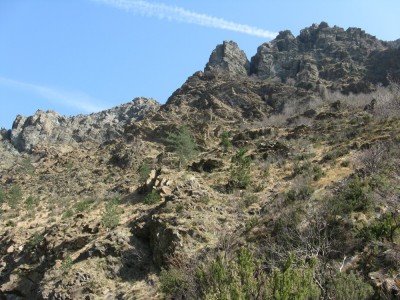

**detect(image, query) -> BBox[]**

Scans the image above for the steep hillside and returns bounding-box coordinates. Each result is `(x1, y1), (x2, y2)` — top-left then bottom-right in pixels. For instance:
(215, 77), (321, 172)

(1, 23), (400, 299)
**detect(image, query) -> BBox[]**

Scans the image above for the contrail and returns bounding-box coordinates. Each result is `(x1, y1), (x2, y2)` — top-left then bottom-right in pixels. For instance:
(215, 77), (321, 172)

(92, 0), (277, 39)
(0, 77), (108, 113)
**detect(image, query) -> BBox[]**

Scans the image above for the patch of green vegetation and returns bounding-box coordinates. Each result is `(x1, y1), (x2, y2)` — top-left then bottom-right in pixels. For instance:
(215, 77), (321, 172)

(229, 148), (251, 189)
(0, 186), (6, 204)
(5, 220), (16, 227)
(74, 198), (95, 212)
(25, 231), (45, 252)
(101, 197), (122, 229)
(165, 126), (198, 168)
(284, 183), (314, 203)
(175, 203), (185, 214)
(330, 177), (372, 216)
(159, 267), (189, 297)
(322, 148), (349, 162)
(8, 185), (23, 209)
(327, 272), (373, 300)
(292, 161), (325, 181)
(241, 194), (258, 208)
(220, 131), (232, 152)
(18, 157), (35, 175)
(138, 160), (152, 182)
(144, 190), (161, 205)
(357, 212), (400, 243)
(196, 249), (320, 300)
(24, 195), (39, 216)
(340, 160), (350, 167)
(62, 209), (74, 219)
(61, 254), (73, 273)
(245, 216), (259, 231)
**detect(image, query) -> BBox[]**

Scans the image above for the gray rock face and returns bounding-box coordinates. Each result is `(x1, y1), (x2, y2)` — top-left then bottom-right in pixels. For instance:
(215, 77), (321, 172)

(250, 22), (387, 91)
(205, 41), (250, 76)
(10, 97), (160, 152)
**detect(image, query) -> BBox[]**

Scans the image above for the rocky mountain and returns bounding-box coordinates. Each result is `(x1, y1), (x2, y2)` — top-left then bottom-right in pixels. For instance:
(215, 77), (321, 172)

(1, 23), (400, 299)
(9, 97), (160, 152)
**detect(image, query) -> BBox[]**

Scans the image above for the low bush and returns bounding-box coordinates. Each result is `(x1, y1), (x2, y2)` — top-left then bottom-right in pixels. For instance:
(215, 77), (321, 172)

(144, 190), (161, 205)
(357, 212), (400, 243)
(284, 183), (314, 203)
(196, 249), (320, 300)
(138, 160), (152, 182)
(326, 272), (373, 300)
(8, 185), (23, 209)
(221, 131), (232, 152)
(101, 197), (121, 229)
(229, 148), (251, 189)
(159, 267), (189, 297)
(330, 177), (372, 216)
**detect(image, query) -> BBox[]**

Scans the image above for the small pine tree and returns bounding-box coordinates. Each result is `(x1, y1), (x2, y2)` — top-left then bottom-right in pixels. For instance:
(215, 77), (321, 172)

(165, 126), (198, 168)
(229, 148), (251, 189)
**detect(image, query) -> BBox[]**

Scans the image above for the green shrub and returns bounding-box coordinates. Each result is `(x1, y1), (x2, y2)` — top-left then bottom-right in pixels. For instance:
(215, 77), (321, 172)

(245, 217), (259, 231)
(5, 220), (16, 227)
(220, 131), (232, 152)
(229, 148), (251, 189)
(61, 254), (73, 273)
(144, 190), (161, 205)
(175, 203), (185, 214)
(0, 186), (7, 205)
(0, 186), (6, 204)
(8, 185), (23, 209)
(331, 177), (372, 216)
(74, 199), (94, 212)
(159, 267), (189, 297)
(138, 160), (152, 182)
(101, 197), (121, 229)
(267, 254), (320, 300)
(357, 212), (400, 243)
(165, 126), (198, 168)
(327, 272), (373, 300)
(293, 161), (325, 181)
(196, 248), (260, 299)
(25, 231), (45, 252)
(242, 194), (258, 208)
(341, 160), (350, 167)
(19, 157), (35, 175)
(24, 195), (39, 216)
(24, 195), (37, 209)
(196, 249), (320, 300)
(284, 183), (314, 203)
(62, 209), (74, 219)
(323, 148), (349, 162)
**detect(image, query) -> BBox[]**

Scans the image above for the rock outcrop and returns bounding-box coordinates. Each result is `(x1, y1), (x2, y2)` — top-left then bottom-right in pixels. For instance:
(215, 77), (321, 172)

(9, 97), (160, 152)
(202, 23), (399, 94)
(205, 41), (250, 77)
(250, 22), (388, 91)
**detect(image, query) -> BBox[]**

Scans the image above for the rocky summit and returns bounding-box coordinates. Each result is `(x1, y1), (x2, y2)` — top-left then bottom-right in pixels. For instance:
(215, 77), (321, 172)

(1, 23), (400, 299)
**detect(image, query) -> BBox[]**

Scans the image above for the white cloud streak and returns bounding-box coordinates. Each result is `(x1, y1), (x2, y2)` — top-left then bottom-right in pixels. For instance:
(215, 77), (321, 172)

(92, 0), (277, 39)
(0, 77), (107, 113)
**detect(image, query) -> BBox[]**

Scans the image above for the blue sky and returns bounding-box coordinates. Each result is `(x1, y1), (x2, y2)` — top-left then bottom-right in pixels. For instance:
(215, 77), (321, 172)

(1, 0), (399, 129)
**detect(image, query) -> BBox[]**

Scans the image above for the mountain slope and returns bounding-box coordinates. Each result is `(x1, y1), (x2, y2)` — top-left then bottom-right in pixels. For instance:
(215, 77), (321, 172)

(1, 23), (400, 299)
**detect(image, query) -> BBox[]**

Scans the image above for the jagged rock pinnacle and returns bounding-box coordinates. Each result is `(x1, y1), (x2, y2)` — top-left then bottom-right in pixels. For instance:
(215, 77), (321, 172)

(205, 41), (250, 77)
